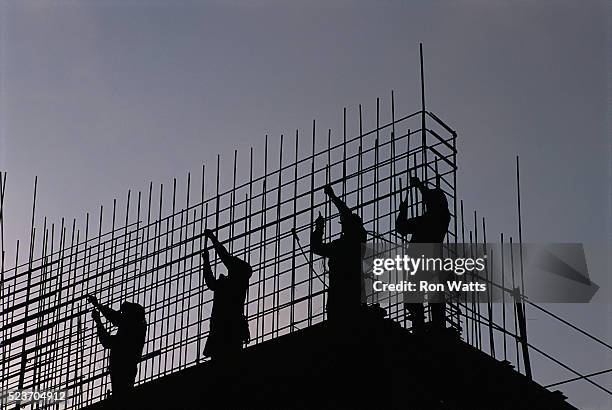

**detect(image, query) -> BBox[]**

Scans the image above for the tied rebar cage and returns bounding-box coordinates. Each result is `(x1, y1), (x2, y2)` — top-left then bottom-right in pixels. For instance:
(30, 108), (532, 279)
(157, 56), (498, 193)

(0, 88), (461, 409)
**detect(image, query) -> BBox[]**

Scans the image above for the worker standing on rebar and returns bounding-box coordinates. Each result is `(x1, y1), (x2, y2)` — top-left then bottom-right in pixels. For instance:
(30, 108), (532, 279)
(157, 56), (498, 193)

(87, 295), (147, 399)
(311, 184), (367, 322)
(396, 175), (450, 331)
(201, 228), (252, 360)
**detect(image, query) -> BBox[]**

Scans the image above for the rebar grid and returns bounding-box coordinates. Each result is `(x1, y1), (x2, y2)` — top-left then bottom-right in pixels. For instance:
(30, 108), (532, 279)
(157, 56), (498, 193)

(2, 94), (610, 408)
(1, 91), (467, 409)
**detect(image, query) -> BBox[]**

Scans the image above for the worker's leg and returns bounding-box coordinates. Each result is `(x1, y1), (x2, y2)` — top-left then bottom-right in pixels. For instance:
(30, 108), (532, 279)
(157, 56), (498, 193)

(110, 365), (136, 409)
(430, 301), (446, 328)
(405, 302), (425, 332)
(429, 263), (447, 328)
(404, 273), (425, 332)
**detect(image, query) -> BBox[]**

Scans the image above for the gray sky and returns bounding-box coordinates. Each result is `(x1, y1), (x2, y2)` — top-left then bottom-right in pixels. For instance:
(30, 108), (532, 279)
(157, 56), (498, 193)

(0, 1), (610, 408)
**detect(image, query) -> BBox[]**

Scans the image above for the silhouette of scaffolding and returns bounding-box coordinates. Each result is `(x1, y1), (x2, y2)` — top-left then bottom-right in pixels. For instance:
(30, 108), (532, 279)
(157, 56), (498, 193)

(2, 46), (611, 410)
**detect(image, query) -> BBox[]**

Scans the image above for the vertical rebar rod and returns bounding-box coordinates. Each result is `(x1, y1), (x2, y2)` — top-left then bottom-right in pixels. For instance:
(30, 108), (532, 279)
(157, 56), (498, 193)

(80, 213), (90, 404)
(469, 230), (476, 345)
(460, 200), (468, 345)
(515, 156), (531, 378)
(411, 152), (417, 219)
(151, 183), (163, 377)
(290, 132), (299, 329)
(181, 172), (192, 369)
(163, 179), (177, 375)
(62, 221), (76, 400)
(141, 182), (153, 375)
(404, 130), (412, 323)
(258, 136), (269, 341)
(10, 240), (20, 393)
(474, 210), (482, 349)
(452, 130), (458, 328)
(374, 99), (380, 220)
(197, 200), (209, 364)
(373, 137), (379, 307)
(109, 198), (117, 309)
(390, 90), (397, 311)
(419, 43), (429, 196)
(516, 156), (526, 295)
(51, 220), (65, 399)
(246, 151), (253, 337)
(273, 135), (284, 337)
(358, 104), (363, 215)
(501, 232), (507, 360)
(342, 108), (347, 200)
(309, 122), (316, 327)
(0, 172), (5, 397)
(196, 166), (205, 364)
(482, 217), (495, 358)
(509, 236), (521, 372)
(230, 151), (238, 253)
(17, 176), (38, 408)
(215, 155), (221, 267)
(32, 219), (47, 391)
(323, 129), (331, 317)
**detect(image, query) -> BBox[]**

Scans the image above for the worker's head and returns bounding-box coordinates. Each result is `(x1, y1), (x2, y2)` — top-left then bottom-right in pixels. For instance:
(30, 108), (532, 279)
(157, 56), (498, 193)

(121, 302), (146, 324)
(424, 188), (448, 214)
(340, 212), (367, 242)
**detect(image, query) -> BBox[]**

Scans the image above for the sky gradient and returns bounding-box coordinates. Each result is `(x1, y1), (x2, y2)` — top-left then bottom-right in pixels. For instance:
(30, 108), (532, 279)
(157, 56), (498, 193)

(0, 1), (610, 408)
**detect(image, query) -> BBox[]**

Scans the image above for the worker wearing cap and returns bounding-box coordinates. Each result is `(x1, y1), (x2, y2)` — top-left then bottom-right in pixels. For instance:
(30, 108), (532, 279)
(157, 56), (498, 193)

(87, 295), (147, 398)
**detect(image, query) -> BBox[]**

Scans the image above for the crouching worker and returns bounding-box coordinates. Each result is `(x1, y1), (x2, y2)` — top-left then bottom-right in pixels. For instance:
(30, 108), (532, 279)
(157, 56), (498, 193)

(87, 295), (147, 399)
(201, 229), (252, 360)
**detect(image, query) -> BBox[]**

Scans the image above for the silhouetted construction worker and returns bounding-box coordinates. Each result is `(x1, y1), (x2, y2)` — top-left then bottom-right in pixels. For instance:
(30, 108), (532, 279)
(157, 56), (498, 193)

(201, 229), (252, 360)
(396, 175), (450, 330)
(311, 184), (367, 321)
(87, 295), (147, 399)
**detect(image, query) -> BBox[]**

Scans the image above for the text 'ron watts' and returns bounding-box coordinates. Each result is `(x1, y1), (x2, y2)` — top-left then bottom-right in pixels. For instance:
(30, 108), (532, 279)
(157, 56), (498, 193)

(372, 280), (487, 293)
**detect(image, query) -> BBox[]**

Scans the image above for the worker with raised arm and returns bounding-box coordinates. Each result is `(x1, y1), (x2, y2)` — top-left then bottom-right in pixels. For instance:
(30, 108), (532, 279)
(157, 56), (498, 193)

(311, 184), (367, 321)
(396, 174), (451, 330)
(87, 295), (147, 399)
(201, 229), (252, 360)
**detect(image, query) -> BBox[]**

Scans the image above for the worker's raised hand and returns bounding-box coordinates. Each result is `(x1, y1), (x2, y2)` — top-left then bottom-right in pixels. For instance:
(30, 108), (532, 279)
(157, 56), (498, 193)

(323, 184), (335, 197)
(204, 229), (215, 239)
(315, 212), (325, 231)
(86, 295), (99, 307)
(409, 176), (421, 187)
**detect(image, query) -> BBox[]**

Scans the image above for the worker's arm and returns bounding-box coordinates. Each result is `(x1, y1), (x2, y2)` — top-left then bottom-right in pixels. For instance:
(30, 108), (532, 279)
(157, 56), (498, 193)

(204, 229), (234, 268)
(396, 214), (423, 237)
(410, 176), (435, 205)
(310, 213), (332, 257)
(87, 295), (122, 327)
(200, 245), (217, 291)
(92, 310), (114, 349)
(324, 185), (351, 219)
(396, 196), (408, 236)
(395, 182), (413, 237)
